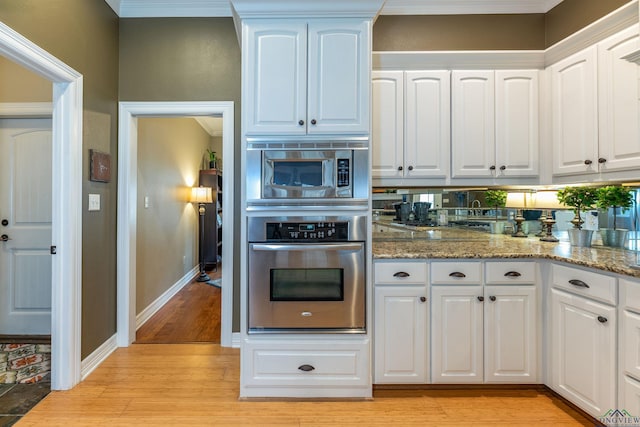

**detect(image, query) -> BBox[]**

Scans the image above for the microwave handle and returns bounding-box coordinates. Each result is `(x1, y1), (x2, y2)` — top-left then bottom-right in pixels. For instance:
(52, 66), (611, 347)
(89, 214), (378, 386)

(251, 243), (363, 252)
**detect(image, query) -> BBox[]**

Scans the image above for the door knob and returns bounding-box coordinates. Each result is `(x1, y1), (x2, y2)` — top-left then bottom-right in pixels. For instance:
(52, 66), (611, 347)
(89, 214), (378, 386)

(1, 219), (7, 226)
(1, 234), (11, 242)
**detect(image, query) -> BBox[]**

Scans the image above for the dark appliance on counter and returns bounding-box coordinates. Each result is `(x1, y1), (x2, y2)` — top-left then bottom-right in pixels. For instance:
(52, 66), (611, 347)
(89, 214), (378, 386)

(247, 215), (366, 334)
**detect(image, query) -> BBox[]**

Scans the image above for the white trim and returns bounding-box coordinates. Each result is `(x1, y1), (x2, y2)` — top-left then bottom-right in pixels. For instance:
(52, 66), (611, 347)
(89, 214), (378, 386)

(194, 116), (224, 137)
(80, 334), (117, 381)
(0, 22), (83, 391)
(136, 266), (199, 330)
(381, 0), (563, 15)
(373, 50), (546, 70)
(232, 332), (242, 348)
(117, 101), (235, 349)
(230, 0), (385, 19)
(108, 0), (563, 17)
(0, 102), (53, 117)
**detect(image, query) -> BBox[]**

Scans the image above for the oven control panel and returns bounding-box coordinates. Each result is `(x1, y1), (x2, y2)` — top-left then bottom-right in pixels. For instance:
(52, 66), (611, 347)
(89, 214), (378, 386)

(265, 221), (349, 241)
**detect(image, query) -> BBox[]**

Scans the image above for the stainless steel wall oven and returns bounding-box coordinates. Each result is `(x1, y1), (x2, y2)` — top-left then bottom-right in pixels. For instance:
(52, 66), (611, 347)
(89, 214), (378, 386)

(247, 215), (366, 334)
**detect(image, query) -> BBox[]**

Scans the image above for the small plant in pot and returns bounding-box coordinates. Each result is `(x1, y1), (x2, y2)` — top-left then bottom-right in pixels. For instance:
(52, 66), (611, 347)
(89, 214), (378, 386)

(484, 190), (507, 234)
(207, 149), (217, 169)
(596, 185), (634, 248)
(557, 186), (597, 247)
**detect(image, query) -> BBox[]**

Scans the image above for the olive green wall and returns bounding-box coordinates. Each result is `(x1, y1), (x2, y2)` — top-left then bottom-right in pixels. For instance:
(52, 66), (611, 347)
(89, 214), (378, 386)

(136, 117), (212, 313)
(373, 14), (545, 51)
(118, 17), (242, 332)
(545, 0), (632, 47)
(0, 0), (119, 359)
(0, 57), (51, 102)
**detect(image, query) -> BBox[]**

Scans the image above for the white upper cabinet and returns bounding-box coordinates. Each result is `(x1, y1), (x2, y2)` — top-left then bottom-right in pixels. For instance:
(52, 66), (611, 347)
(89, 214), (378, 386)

(452, 70), (539, 178)
(372, 71), (404, 178)
(551, 25), (640, 176)
(451, 71), (496, 178)
(243, 19), (370, 136)
(495, 70), (539, 177)
(372, 70), (450, 179)
(597, 25), (640, 172)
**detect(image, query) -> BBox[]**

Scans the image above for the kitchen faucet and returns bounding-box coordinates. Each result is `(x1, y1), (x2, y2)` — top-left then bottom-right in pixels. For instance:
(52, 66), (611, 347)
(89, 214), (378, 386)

(470, 199), (482, 217)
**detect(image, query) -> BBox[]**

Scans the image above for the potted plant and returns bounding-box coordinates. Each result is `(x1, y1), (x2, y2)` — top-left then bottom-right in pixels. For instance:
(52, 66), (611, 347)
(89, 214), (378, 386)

(207, 149), (217, 169)
(484, 190), (507, 234)
(596, 185), (634, 247)
(557, 186), (598, 247)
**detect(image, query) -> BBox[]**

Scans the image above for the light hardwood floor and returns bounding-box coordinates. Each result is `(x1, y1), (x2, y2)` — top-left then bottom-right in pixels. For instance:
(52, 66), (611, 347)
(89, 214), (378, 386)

(18, 343), (596, 426)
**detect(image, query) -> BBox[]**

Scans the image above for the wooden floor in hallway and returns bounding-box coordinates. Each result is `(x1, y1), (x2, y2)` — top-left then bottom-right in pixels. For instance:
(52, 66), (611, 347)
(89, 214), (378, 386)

(135, 266), (222, 344)
(18, 342), (597, 426)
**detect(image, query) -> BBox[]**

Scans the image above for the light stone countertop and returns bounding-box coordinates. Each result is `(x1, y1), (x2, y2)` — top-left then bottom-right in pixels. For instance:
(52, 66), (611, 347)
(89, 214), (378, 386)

(372, 227), (640, 279)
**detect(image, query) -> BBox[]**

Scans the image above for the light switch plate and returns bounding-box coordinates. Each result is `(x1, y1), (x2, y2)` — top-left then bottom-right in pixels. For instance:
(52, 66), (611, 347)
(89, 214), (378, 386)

(88, 194), (101, 211)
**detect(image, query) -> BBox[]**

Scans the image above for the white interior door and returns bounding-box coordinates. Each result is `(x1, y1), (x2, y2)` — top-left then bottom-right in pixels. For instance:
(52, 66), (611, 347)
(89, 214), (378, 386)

(0, 118), (52, 335)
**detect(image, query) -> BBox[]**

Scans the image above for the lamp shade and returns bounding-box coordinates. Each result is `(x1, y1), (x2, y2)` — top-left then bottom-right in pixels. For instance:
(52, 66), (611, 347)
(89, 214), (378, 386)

(505, 192), (529, 209)
(190, 186), (213, 203)
(529, 191), (564, 210)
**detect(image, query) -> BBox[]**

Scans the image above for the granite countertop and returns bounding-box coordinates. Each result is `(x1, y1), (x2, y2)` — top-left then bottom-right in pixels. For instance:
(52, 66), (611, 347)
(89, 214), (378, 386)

(372, 225), (640, 279)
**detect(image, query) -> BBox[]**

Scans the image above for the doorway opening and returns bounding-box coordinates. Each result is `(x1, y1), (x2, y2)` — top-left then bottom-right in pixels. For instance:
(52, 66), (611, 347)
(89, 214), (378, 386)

(0, 22), (83, 391)
(117, 102), (234, 348)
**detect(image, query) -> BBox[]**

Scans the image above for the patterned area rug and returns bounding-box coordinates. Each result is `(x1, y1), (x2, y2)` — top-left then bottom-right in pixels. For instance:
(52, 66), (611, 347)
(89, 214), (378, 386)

(0, 344), (51, 384)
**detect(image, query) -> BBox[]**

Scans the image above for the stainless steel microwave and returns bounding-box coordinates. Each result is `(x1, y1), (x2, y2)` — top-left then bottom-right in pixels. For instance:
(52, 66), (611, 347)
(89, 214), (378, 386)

(246, 140), (369, 206)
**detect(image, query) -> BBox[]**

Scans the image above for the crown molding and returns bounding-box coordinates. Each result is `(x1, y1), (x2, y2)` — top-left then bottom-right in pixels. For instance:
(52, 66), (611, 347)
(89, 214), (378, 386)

(105, 0), (565, 18)
(381, 0), (563, 15)
(195, 116), (223, 137)
(373, 51), (546, 70)
(230, 0), (385, 19)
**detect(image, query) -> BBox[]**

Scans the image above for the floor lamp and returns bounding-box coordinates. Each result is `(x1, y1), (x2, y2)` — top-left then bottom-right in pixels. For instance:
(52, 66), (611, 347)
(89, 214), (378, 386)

(190, 186), (213, 282)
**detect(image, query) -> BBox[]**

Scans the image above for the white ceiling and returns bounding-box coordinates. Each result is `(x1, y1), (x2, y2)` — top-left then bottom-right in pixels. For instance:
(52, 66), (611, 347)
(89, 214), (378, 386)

(105, 0), (565, 18)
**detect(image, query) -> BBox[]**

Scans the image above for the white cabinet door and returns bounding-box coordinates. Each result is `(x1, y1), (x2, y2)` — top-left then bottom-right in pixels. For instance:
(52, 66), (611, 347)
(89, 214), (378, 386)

(622, 375), (640, 418)
(404, 71), (450, 178)
(484, 286), (537, 383)
(374, 286), (428, 384)
(551, 46), (599, 175)
(372, 71), (404, 178)
(495, 70), (539, 177)
(431, 286), (484, 383)
(598, 25), (640, 172)
(451, 70), (495, 178)
(550, 288), (616, 419)
(243, 21), (307, 135)
(307, 20), (369, 134)
(623, 309), (640, 381)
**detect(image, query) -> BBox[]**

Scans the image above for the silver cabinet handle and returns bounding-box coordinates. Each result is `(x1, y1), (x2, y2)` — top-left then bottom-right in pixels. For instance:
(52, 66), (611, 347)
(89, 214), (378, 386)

(251, 243), (362, 252)
(569, 279), (589, 288)
(298, 364), (315, 372)
(419, 296), (426, 303)
(477, 296), (484, 302)
(598, 316), (608, 323)
(449, 272), (466, 278)
(489, 296), (496, 302)
(393, 271), (410, 278)
(504, 271), (521, 277)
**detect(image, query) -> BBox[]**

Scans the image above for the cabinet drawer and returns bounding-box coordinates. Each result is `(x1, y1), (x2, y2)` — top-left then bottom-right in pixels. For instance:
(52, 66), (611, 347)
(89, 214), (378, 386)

(621, 277), (640, 312)
(552, 264), (616, 305)
(375, 261), (427, 285)
(485, 261), (536, 285)
(243, 341), (369, 387)
(431, 261), (482, 284)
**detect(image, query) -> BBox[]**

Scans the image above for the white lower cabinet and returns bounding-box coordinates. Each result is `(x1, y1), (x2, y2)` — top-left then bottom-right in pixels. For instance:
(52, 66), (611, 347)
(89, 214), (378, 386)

(620, 277), (640, 418)
(484, 285), (537, 383)
(373, 260), (428, 384)
(550, 287), (616, 418)
(431, 286), (484, 383)
(374, 286), (428, 383)
(241, 338), (371, 398)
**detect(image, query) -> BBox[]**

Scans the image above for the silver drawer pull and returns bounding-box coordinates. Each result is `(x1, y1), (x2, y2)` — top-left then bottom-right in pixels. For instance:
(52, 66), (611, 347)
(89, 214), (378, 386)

(568, 279), (589, 288)
(393, 271), (410, 278)
(598, 316), (608, 323)
(504, 271), (521, 277)
(301, 312), (313, 317)
(449, 272), (466, 278)
(298, 364), (315, 372)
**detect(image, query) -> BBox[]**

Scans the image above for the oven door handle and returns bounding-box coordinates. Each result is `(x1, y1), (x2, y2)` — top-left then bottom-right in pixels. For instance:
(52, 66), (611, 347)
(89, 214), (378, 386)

(251, 243), (363, 252)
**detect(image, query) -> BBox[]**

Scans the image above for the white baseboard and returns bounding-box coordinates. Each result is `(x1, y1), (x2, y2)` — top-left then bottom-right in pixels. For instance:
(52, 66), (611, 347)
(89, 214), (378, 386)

(136, 266), (199, 330)
(81, 333), (118, 381)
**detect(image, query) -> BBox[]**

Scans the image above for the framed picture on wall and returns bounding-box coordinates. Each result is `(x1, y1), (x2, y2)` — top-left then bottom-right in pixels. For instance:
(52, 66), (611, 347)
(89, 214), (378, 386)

(89, 149), (111, 183)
